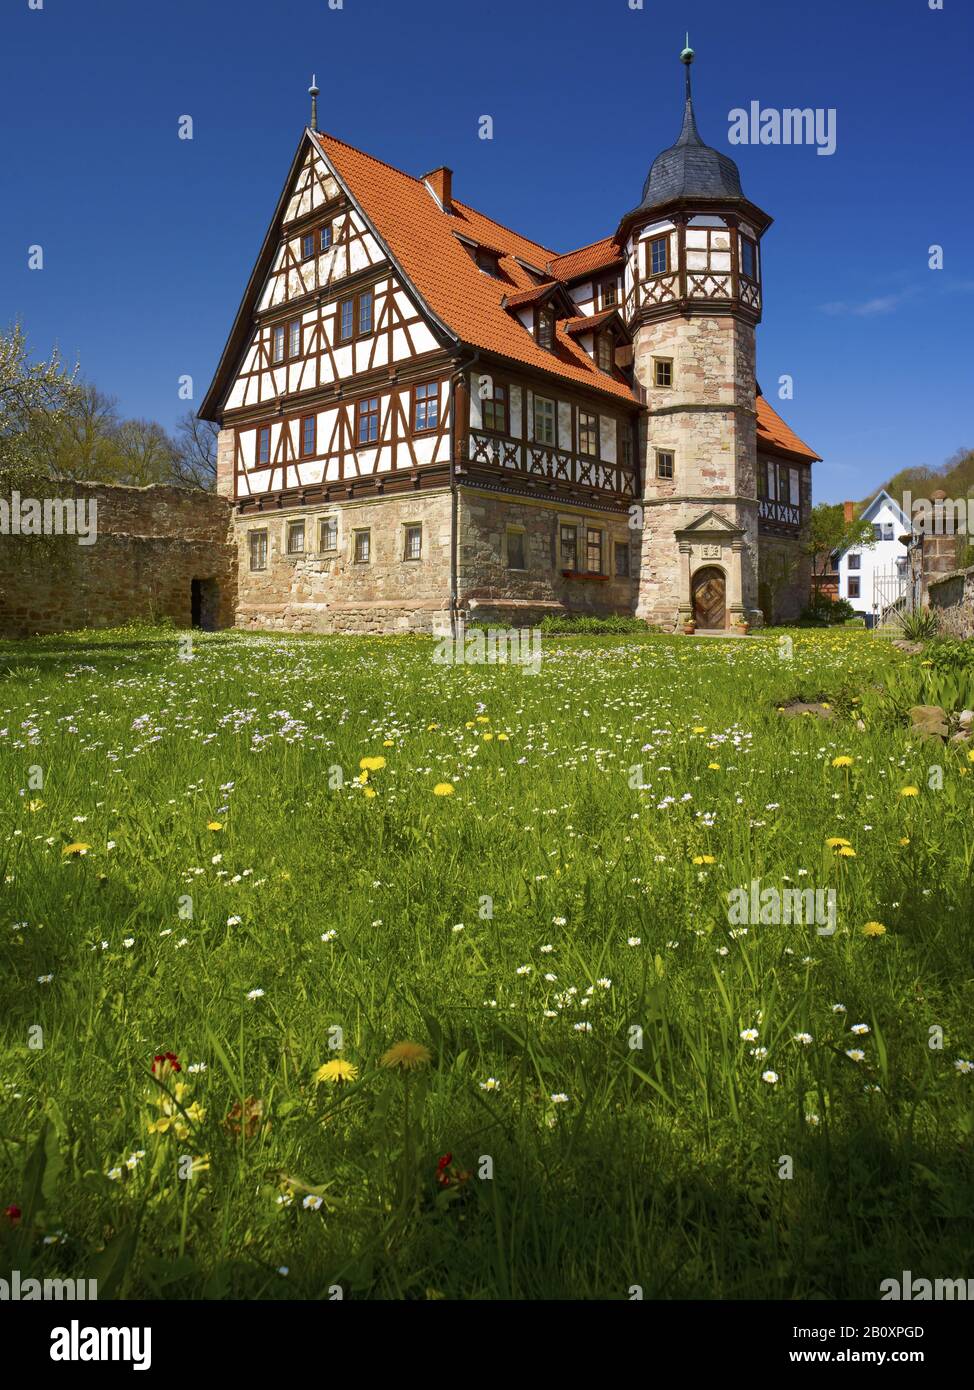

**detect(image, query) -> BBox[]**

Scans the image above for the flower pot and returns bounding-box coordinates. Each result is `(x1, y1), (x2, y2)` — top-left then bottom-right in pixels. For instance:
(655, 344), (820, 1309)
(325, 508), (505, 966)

(683, 622), (696, 635)
(734, 622), (750, 635)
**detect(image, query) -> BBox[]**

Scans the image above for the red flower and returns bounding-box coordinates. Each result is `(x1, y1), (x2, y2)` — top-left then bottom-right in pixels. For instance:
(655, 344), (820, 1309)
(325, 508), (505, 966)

(5, 1204), (21, 1224)
(152, 1052), (181, 1074)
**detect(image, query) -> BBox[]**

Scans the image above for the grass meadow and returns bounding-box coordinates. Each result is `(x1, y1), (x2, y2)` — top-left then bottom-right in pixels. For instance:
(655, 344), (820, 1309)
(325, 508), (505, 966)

(0, 626), (972, 1300)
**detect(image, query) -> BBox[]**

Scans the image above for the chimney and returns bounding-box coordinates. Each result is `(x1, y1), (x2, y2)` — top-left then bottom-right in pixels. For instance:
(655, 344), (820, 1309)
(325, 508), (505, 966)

(843, 500), (854, 524)
(423, 166), (453, 214)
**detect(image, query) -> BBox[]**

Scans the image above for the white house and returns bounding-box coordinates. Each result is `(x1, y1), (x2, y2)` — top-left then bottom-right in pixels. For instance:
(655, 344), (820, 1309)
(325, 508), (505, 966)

(835, 490), (913, 622)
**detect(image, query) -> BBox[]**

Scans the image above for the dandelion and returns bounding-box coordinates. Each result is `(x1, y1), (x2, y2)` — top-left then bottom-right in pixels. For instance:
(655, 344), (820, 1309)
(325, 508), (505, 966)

(246, 988), (265, 1001)
(832, 756), (854, 767)
(692, 854), (716, 864)
(206, 821), (223, 831)
(380, 1041), (432, 1071)
(837, 846), (856, 858)
(359, 756), (386, 772)
(898, 836), (910, 846)
(900, 786), (919, 798)
(761, 1071), (779, 1085)
(825, 837), (851, 848)
(61, 842), (91, 857)
(314, 1059), (358, 1085)
(302, 1195), (323, 1211)
(708, 762), (720, 770)
(862, 921), (886, 937)
(432, 782), (454, 797)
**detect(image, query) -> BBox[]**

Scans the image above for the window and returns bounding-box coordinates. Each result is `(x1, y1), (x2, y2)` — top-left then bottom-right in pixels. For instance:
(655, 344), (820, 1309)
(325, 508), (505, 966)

(403, 524), (422, 561)
(619, 425), (633, 471)
(533, 396), (556, 446)
(848, 553), (861, 570)
(475, 247), (501, 276)
(339, 298), (355, 341)
(287, 520), (305, 555)
(507, 528), (526, 570)
(740, 237), (757, 281)
(301, 231), (315, 261)
(354, 530), (371, 563)
(586, 527), (603, 574)
(319, 222), (332, 251)
(649, 236), (669, 275)
(560, 524), (577, 571)
(656, 450), (674, 480)
(249, 529), (267, 571)
(356, 396), (379, 445)
(300, 415), (316, 458)
(272, 324), (285, 364)
(578, 411), (598, 457)
(872, 523), (883, 542)
(358, 288), (373, 336)
(597, 334), (613, 372)
(413, 381), (439, 432)
(848, 577), (861, 599)
(482, 383), (507, 433)
(615, 541), (631, 578)
(257, 425), (271, 466)
(654, 358), (673, 388)
(537, 306), (554, 350)
(601, 280), (618, 308)
(319, 516), (337, 552)
(883, 523), (894, 541)
(288, 319), (302, 359)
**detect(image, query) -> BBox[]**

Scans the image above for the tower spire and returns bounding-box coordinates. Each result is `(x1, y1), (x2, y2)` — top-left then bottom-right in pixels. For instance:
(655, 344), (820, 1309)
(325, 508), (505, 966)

(680, 34), (695, 106)
(308, 74), (320, 131)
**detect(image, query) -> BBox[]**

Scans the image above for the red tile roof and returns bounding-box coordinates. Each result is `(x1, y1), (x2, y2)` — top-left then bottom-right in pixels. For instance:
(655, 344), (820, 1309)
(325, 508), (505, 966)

(315, 131), (637, 404)
(562, 309), (618, 336)
(501, 282), (560, 309)
(548, 237), (624, 282)
(756, 396), (821, 462)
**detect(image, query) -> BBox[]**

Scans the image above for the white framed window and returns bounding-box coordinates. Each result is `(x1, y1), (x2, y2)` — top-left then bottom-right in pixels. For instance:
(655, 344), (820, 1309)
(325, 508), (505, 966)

(249, 529), (268, 572)
(319, 516), (337, 552)
(286, 520), (305, 555)
(353, 529), (371, 563)
(403, 524), (422, 561)
(533, 396), (556, 446)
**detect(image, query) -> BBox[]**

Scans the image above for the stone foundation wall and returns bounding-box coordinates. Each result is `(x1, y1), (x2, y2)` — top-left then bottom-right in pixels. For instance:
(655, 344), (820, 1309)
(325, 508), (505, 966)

(0, 482), (236, 638)
(928, 566), (974, 638)
(457, 488), (636, 625)
(233, 489), (453, 633)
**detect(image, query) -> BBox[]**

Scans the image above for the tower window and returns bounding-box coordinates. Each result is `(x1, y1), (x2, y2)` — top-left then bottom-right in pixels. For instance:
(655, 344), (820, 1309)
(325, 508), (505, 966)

(656, 450), (674, 480)
(740, 236), (757, 281)
(536, 306), (554, 350)
(649, 236), (669, 276)
(578, 411), (598, 457)
(533, 396), (556, 446)
(653, 358), (673, 388)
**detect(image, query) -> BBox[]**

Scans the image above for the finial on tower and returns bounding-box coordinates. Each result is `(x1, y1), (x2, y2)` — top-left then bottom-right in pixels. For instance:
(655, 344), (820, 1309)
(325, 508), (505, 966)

(308, 75), (320, 131)
(680, 35), (695, 102)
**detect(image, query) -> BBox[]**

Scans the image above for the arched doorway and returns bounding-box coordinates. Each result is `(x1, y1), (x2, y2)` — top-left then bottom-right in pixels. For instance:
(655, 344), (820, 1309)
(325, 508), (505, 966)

(692, 566), (726, 629)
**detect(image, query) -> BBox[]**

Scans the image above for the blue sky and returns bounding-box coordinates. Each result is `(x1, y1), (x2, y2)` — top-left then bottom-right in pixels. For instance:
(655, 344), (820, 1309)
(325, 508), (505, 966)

(1, 0), (971, 502)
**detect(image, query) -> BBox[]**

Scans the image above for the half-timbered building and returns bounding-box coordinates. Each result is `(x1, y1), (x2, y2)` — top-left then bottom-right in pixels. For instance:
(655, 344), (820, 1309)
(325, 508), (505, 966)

(201, 45), (820, 633)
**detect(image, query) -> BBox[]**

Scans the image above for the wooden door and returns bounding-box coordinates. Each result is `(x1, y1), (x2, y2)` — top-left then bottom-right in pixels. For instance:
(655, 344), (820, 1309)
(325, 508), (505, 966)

(693, 566), (726, 629)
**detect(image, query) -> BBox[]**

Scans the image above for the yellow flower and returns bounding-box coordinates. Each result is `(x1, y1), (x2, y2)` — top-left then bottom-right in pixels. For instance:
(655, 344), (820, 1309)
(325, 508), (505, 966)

(497, 733), (510, 742)
(383, 739), (394, 747)
(433, 782), (455, 797)
(62, 842), (91, 856)
(900, 786), (919, 797)
(899, 836), (910, 847)
(363, 787), (377, 799)
(837, 846), (857, 858)
(920, 660), (933, 667)
(475, 716), (490, 724)
(692, 726), (707, 734)
(206, 821), (223, 831)
(708, 763), (721, 771)
(357, 770), (369, 784)
(832, 756), (854, 767)
(465, 721), (475, 729)
(28, 799), (44, 812)
(968, 749), (974, 763)
(426, 723), (439, 731)
(315, 1059), (359, 1085)
(380, 1041), (432, 1071)
(482, 732), (494, 741)
(359, 756), (386, 772)
(692, 854), (716, 865)
(826, 837), (851, 848)
(862, 921), (887, 937)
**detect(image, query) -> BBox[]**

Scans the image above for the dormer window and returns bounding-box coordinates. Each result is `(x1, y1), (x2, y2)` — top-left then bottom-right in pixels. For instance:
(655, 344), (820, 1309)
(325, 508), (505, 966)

(537, 307), (554, 350)
(475, 247), (501, 276)
(596, 334), (613, 373)
(740, 236), (757, 281)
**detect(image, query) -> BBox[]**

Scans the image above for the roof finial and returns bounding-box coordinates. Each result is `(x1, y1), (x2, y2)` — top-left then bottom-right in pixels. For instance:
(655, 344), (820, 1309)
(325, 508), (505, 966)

(680, 34), (695, 103)
(308, 74), (320, 132)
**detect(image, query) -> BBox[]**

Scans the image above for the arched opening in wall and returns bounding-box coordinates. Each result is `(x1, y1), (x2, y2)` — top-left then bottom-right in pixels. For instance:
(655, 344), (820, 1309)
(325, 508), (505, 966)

(692, 566), (727, 630)
(191, 578), (220, 631)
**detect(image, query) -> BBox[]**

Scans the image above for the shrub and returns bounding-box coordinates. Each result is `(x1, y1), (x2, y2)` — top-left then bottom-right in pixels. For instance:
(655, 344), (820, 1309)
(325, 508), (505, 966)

(798, 593), (856, 627)
(538, 614), (651, 636)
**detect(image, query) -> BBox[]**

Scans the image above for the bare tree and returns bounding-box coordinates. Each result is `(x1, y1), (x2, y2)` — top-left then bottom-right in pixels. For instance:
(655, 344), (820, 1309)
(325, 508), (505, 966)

(170, 410), (218, 489)
(0, 323), (82, 488)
